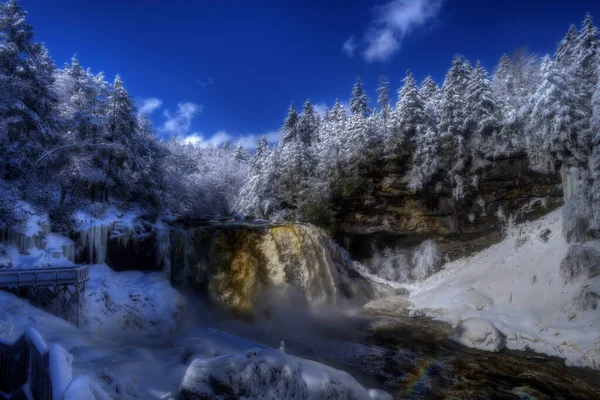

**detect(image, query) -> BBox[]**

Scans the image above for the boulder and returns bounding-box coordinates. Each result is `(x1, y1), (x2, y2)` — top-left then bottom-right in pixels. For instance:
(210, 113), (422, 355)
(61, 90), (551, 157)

(450, 318), (505, 352)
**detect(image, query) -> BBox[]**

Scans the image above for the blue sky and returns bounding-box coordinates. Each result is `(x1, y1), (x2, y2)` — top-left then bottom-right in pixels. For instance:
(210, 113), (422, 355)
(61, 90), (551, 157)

(19, 0), (600, 148)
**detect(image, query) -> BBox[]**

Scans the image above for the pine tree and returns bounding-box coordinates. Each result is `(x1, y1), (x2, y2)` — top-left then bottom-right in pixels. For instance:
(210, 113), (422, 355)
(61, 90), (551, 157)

(492, 54), (514, 102)
(233, 143), (246, 162)
(102, 75), (138, 200)
(420, 76), (440, 129)
(344, 80), (377, 172)
(574, 14), (600, 99)
(0, 0), (57, 178)
(387, 70), (425, 157)
(277, 102), (312, 208)
(571, 14), (600, 152)
(299, 99), (318, 146)
(350, 77), (369, 117)
(438, 55), (471, 197)
(377, 75), (391, 136)
(316, 99), (346, 186)
(464, 61), (500, 161)
(528, 55), (587, 173)
(281, 102), (299, 143)
(589, 60), (600, 229)
(406, 125), (440, 191)
(556, 25), (579, 70)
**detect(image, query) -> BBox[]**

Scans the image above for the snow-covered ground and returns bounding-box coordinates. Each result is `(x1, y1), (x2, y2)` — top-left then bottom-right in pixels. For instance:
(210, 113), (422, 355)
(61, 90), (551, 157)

(407, 209), (600, 369)
(0, 263), (388, 399)
(84, 264), (186, 337)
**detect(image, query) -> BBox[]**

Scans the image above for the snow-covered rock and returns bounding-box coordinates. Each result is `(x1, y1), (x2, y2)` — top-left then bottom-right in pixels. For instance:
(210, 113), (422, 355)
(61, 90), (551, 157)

(559, 244), (600, 283)
(180, 347), (386, 400)
(450, 318), (505, 352)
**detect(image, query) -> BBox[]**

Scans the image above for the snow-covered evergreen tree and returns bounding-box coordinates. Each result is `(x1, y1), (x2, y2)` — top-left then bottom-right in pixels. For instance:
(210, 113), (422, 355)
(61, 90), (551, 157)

(589, 59), (600, 229)
(571, 14), (600, 153)
(406, 125), (440, 191)
(235, 137), (276, 217)
(233, 143), (247, 162)
(0, 0), (57, 179)
(438, 55), (471, 198)
(574, 14), (600, 100)
(556, 25), (579, 70)
(464, 61), (500, 163)
(102, 74), (138, 201)
(299, 99), (318, 146)
(527, 55), (587, 174)
(349, 77), (369, 117)
(277, 102), (312, 206)
(420, 76), (441, 130)
(387, 70), (426, 159)
(377, 75), (391, 136)
(281, 102), (299, 143)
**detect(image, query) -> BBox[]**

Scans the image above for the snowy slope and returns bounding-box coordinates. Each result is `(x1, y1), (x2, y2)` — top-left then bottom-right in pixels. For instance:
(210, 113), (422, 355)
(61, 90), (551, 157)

(84, 264), (186, 337)
(409, 209), (600, 369)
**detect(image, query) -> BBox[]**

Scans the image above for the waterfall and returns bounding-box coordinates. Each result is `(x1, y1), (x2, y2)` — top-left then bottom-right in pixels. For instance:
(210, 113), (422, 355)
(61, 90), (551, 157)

(170, 223), (393, 313)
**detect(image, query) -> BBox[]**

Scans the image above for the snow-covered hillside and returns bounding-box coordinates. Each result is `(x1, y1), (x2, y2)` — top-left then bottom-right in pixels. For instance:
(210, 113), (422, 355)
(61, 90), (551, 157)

(408, 209), (600, 369)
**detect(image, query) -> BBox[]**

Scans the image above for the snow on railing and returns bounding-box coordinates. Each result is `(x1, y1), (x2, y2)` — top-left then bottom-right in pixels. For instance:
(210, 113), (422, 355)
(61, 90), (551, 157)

(0, 266), (89, 290)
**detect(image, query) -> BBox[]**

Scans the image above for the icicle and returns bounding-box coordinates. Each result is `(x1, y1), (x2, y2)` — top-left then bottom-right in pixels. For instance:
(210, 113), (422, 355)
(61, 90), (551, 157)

(81, 224), (111, 264)
(561, 166), (580, 203)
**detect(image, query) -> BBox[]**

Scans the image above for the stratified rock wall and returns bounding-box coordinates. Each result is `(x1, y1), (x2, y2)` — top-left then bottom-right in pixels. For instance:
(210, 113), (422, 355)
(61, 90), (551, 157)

(336, 155), (563, 260)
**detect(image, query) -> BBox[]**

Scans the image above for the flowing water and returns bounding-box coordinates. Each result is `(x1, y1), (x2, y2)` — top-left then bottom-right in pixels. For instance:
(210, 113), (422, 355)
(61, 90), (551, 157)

(282, 304), (600, 400)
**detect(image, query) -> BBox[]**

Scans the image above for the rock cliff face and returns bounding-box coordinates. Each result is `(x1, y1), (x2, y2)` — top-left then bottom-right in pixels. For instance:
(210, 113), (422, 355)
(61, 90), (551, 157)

(336, 155), (563, 261)
(169, 222), (392, 314)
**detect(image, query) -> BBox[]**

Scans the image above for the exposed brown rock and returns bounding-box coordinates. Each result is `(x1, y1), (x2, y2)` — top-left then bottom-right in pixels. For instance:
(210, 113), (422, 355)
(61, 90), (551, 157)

(335, 155), (563, 260)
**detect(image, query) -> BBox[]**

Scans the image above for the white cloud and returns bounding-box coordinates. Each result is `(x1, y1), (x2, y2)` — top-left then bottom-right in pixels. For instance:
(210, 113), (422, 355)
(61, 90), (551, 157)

(196, 77), (215, 87)
(313, 102), (329, 117)
(181, 130), (281, 149)
(313, 101), (351, 117)
(139, 97), (163, 114)
(161, 102), (203, 136)
(362, 0), (444, 63)
(341, 36), (357, 58)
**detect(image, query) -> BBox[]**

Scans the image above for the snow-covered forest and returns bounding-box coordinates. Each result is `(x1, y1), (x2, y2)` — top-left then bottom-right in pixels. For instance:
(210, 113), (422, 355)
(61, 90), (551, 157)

(240, 15), (600, 233)
(1, 0), (600, 240)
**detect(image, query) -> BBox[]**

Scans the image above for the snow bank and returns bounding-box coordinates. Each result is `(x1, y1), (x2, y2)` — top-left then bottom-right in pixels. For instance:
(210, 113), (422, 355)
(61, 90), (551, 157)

(180, 346), (386, 400)
(49, 343), (73, 400)
(83, 264), (186, 337)
(75, 206), (142, 232)
(450, 318), (505, 352)
(409, 209), (600, 369)
(63, 375), (111, 400)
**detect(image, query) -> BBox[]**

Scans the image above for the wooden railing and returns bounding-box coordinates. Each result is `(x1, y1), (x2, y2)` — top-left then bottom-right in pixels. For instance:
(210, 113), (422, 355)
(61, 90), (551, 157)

(0, 266), (89, 290)
(0, 329), (53, 400)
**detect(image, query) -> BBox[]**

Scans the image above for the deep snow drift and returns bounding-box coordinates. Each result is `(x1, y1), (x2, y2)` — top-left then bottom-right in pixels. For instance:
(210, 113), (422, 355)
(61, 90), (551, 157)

(407, 209), (600, 369)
